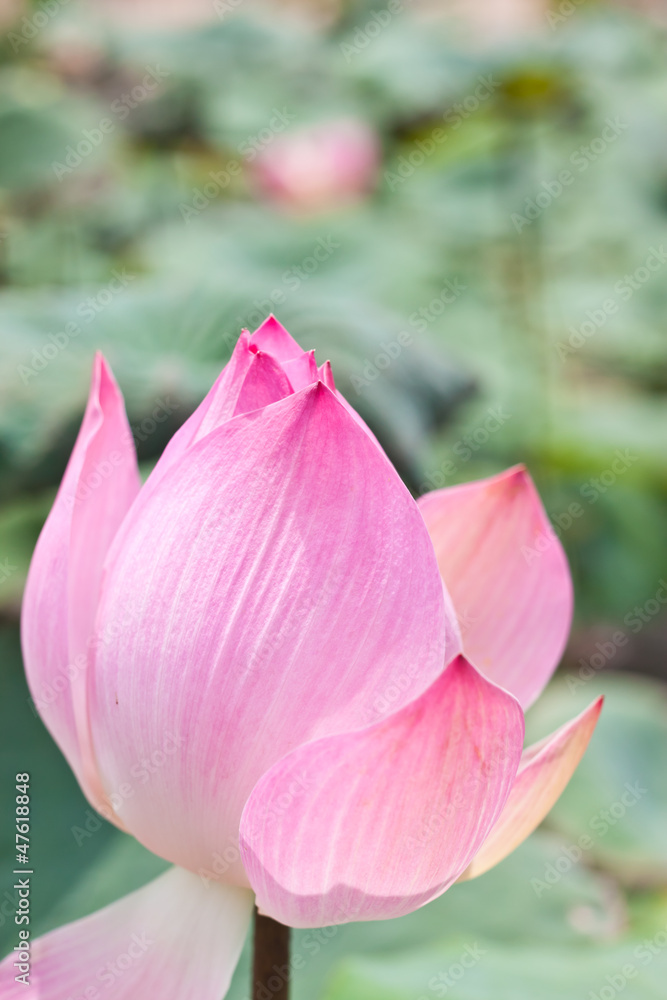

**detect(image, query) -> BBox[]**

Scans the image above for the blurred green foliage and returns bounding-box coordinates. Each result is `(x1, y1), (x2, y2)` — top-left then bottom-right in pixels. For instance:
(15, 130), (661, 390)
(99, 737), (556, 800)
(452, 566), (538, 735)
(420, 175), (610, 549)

(0, 2), (666, 625)
(1, 0), (667, 996)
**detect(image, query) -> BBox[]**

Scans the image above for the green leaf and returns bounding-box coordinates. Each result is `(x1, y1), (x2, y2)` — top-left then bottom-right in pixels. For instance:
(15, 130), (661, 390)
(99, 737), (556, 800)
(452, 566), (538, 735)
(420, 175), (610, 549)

(0, 492), (54, 615)
(321, 938), (667, 1000)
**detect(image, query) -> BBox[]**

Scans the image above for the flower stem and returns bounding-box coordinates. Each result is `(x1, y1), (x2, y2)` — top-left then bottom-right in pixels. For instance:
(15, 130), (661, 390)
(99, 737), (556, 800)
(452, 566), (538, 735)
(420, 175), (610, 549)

(251, 907), (291, 1000)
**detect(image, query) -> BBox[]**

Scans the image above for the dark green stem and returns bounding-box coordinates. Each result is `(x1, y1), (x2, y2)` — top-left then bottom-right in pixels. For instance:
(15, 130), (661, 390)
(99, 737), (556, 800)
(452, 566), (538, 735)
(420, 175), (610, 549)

(251, 907), (291, 1000)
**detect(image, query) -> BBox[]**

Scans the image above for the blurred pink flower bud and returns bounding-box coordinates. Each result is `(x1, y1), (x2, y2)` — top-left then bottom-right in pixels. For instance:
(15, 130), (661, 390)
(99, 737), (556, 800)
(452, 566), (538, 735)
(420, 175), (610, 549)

(253, 119), (381, 212)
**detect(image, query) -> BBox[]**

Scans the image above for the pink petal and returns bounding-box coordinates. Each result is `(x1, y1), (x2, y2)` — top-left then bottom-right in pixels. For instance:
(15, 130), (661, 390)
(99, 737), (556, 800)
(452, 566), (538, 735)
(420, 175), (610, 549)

(248, 318), (378, 445)
(418, 465), (573, 708)
(240, 656), (524, 927)
(282, 350), (319, 391)
(90, 382), (456, 881)
(461, 697), (603, 879)
(21, 354), (140, 815)
(318, 360), (336, 392)
(145, 331), (255, 489)
(249, 314), (303, 361)
(0, 867), (252, 999)
(232, 350), (293, 416)
(134, 338), (293, 512)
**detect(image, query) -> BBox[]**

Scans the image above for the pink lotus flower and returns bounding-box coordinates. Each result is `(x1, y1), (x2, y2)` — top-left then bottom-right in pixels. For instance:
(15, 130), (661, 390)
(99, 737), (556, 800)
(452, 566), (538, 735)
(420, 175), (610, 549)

(252, 119), (380, 213)
(1, 317), (601, 999)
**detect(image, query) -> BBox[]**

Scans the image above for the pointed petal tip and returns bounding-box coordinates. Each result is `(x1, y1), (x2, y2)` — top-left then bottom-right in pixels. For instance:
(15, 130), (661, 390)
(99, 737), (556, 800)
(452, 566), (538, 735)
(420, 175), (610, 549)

(250, 315), (304, 362)
(92, 349), (115, 384)
(448, 653), (523, 707)
(251, 313), (285, 336)
(89, 352), (125, 419)
(484, 464), (534, 498)
(418, 464), (572, 709)
(319, 359), (336, 392)
(459, 693), (602, 881)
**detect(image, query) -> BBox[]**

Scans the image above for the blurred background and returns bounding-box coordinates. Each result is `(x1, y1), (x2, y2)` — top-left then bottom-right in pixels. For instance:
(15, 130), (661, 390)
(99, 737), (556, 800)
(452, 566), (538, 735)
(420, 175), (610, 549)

(1, 0), (667, 996)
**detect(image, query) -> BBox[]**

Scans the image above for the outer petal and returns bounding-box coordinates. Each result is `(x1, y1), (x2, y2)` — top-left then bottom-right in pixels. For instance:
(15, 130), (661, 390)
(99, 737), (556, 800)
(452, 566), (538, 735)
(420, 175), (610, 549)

(240, 656), (524, 927)
(90, 382), (457, 881)
(418, 466), (573, 709)
(21, 354), (140, 814)
(460, 697), (603, 880)
(0, 867), (253, 999)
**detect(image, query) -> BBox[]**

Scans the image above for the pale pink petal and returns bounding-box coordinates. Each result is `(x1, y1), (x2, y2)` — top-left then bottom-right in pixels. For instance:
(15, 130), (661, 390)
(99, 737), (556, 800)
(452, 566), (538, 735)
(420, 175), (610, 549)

(240, 656), (524, 927)
(461, 697), (603, 880)
(90, 382), (456, 881)
(0, 867), (253, 999)
(418, 465), (573, 708)
(21, 354), (140, 814)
